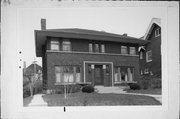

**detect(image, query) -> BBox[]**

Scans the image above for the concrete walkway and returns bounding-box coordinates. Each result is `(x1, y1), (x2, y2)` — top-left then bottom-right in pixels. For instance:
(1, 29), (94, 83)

(28, 94), (48, 107)
(95, 86), (162, 104)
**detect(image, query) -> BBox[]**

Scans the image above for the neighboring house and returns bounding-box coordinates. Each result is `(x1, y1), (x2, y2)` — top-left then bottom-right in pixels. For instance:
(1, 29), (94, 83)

(35, 27), (148, 91)
(139, 18), (161, 77)
(23, 63), (42, 85)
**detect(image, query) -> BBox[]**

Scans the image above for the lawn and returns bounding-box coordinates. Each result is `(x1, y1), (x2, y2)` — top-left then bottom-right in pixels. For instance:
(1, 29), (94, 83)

(42, 92), (161, 106)
(125, 88), (162, 95)
(23, 96), (33, 106)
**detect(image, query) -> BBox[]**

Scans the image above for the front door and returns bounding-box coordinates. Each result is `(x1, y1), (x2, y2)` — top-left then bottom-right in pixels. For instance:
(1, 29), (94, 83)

(94, 65), (103, 85)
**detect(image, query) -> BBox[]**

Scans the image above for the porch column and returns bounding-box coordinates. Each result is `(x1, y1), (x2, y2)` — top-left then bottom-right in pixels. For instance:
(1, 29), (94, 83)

(91, 65), (95, 86)
(103, 65), (106, 86)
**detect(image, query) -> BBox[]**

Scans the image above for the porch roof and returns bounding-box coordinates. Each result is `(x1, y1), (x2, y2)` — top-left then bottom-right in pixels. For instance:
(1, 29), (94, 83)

(35, 28), (149, 57)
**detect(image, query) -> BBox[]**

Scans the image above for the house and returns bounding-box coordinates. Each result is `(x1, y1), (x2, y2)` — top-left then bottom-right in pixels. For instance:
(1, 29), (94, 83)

(23, 62), (43, 96)
(139, 18), (161, 77)
(35, 21), (148, 92)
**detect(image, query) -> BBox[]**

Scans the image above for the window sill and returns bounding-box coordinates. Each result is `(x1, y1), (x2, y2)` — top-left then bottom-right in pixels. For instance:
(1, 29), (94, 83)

(54, 82), (91, 85)
(47, 50), (139, 57)
(114, 81), (137, 84)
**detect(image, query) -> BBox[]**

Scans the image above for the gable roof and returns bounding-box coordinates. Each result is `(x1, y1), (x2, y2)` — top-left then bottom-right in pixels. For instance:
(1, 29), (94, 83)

(142, 18), (161, 40)
(24, 63), (42, 76)
(35, 28), (149, 57)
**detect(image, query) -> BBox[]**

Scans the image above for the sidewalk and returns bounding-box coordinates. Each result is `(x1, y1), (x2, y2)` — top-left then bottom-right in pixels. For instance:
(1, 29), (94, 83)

(28, 94), (48, 106)
(95, 86), (162, 104)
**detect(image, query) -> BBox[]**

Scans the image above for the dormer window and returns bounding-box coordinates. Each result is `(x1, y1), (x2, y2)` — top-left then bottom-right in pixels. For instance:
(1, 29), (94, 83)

(50, 40), (59, 51)
(155, 28), (161, 37)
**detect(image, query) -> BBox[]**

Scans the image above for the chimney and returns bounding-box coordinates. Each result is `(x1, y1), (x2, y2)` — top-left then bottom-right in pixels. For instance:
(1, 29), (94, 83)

(41, 18), (46, 30)
(123, 33), (127, 36)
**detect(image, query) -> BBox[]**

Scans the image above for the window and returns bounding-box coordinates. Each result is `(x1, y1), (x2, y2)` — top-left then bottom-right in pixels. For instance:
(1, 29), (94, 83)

(140, 51), (143, 59)
(114, 66), (134, 82)
(89, 43), (93, 52)
(95, 44), (100, 53)
(146, 50), (152, 62)
(155, 28), (161, 37)
(62, 40), (71, 51)
(55, 66), (63, 83)
(129, 47), (136, 55)
(55, 66), (81, 83)
(121, 46), (128, 54)
(101, 44), (105, 53)
(50, 40), (59, 50)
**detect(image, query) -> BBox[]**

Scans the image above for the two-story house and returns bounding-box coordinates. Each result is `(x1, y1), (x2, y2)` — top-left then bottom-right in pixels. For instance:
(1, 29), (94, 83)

(35, 26), (148, 91)
(139, 18), (161, 77)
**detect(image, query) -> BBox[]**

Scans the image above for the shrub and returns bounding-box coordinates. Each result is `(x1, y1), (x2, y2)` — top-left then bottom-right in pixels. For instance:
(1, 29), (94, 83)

(151, 78), (161, 88)
(23, 86), (31, 98)
(82, 85), (94, 93)
(128, 83), (141, 90)
(55, 84), (81, 94)
(140, 80), (150, 89)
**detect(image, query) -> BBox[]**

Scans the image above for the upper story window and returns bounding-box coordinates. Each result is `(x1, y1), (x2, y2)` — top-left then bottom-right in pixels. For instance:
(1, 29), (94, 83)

(129, 47), (136, 55)
(121, 46), (128, 54)
(95, 44), (100, 53)
(50, 40), (60, 50)
(89, 43), (93, 52)
(146, 50), (152, 62)
(155, 28), (161, 37)
(101, 44), (105, 53)
(140, 51), (143, 59)
(89, 43), (105, 53)
(62, 40), (71, 51)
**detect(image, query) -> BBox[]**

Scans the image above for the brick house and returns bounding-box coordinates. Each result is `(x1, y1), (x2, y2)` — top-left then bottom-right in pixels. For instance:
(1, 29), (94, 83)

(139, 18), (161, 77)
(35, 27), (148, 91)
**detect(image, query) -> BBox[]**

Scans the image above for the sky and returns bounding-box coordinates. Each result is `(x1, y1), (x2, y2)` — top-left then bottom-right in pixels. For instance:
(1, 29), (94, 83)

(18, 7), (166, 67)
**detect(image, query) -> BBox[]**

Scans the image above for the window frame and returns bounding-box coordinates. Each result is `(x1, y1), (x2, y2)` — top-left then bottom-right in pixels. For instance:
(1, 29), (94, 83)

(62, 40), (71, 52)
(89, 43), (93, 52)
(55, 65), (82, 84)
(94, 44), (100, 53)
(146, 50), (152, 62)
(155, 28), (161, 37)
(50, 40), (60, 51)
(121, 46), (128, 54)
(101, 44), (105, 53)
(129, 47), (136, 55)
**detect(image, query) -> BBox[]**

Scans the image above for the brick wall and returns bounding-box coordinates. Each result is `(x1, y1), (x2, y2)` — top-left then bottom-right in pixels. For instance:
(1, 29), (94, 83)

(45, 52), (140, 89)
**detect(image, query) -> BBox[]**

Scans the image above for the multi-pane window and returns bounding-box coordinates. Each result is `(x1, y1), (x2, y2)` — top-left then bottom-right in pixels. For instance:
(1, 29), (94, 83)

(146, 50), (152, 62)
(155, 28), (161, 37)
(55, 66), (81, 83)
(95, 44), (100, 53)
(89, 43), (93, 52)
(129, 47), (136, 55)
(62, 40), (71, 51)
(89, 43), (105, 53)
(101, 44), (105, 53)
(55, 66), (63, 83)
(121, 46), (128, 54)
(114, 66), (134, 82)
(50, 40), (60, 50)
